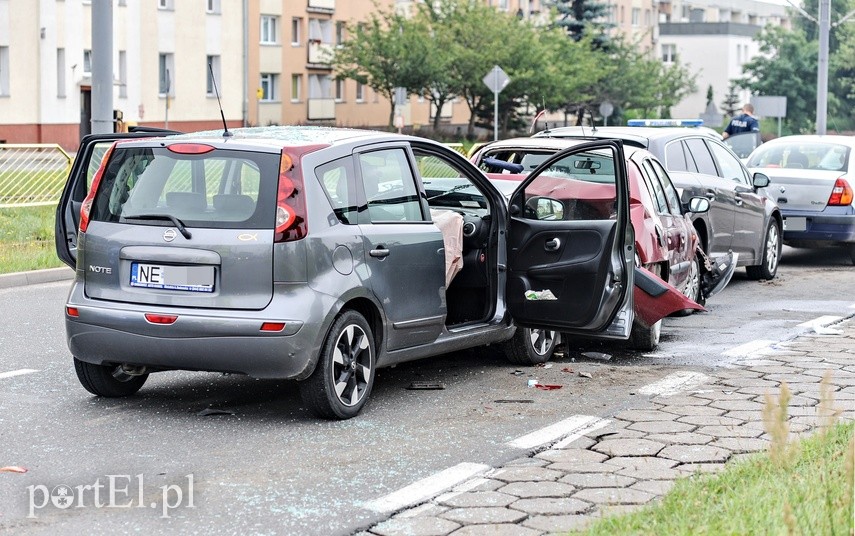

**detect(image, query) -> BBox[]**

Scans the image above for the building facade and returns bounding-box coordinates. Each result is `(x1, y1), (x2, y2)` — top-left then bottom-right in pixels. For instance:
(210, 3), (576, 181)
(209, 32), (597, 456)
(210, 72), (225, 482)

(0, 0), (790, 150)
(658, 0), (791, 120)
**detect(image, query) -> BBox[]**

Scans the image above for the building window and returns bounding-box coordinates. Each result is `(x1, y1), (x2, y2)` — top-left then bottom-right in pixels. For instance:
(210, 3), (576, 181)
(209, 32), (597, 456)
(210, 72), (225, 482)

(0, 46), (7, 96)
(292, 17), (302, 45)
(335, 21), (345, 45)
(206, 0), (221, 14)
(291, 74), (302, 102)
(158, 53), (174, 96)
(261, 15), (279, 44)
(158, 0), (174, 10)
(260, 73), (278, 101)
(335, 79), (344, 102)
(57, 48), (66, 98)
(497, 0), (509, 11)
(206, 55), (221, 96)
(83, 49), (92, 74)
(661, 44), (676, 63)
(631, 7), (640, 27)
(308, 18), (332, 44)
(118, 50), (127, 98)
(309, 74), (332, 100)
(355, 82), (364, 103)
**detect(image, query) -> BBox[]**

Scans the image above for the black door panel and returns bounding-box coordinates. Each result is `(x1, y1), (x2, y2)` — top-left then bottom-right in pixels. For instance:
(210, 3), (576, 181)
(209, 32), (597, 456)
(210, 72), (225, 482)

(506, 141), (633, 336)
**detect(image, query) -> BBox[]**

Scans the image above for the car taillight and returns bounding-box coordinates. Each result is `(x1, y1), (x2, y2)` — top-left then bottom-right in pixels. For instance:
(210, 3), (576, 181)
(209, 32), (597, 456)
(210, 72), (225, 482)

(274, 144), (327, 243)
(79, 143), (117, 233)
(828, 178), (853, 206)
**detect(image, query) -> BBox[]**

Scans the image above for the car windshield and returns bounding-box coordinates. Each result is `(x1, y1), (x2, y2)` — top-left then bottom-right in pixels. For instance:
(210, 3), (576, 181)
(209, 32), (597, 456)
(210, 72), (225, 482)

(746, 142), (850, 172)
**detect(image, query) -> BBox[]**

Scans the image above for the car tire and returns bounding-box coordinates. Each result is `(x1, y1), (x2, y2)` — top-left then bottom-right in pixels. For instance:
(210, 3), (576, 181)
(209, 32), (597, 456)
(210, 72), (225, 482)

(73, 357), (148, 397)
(503, 328), (558, 365)
(630, 319), (661, 352)
(848, 244), (855, 265)
(746, 219), (781, 280)
(300, 310), (375, 420)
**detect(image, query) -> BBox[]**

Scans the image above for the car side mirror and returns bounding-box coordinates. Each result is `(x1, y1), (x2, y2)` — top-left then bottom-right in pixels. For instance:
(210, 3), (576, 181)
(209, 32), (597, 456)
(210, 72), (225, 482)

(688, 196), (710, 214)
(524, 196), (565, 220)
(752, 172), (770, 188)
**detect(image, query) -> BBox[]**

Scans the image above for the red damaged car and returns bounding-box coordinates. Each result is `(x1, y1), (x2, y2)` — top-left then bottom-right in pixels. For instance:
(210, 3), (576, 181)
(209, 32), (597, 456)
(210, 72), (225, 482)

(471, 137), (734, 350)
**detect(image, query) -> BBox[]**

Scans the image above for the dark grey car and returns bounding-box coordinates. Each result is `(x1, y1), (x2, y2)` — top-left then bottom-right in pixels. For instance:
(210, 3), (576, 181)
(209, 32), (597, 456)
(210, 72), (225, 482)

(57, 126), (650, 419)
(534, 126), (781, 280)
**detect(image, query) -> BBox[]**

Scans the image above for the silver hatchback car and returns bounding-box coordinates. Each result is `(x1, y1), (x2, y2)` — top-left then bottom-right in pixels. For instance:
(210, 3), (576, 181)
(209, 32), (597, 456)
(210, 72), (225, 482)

(56, 126), (691, 419)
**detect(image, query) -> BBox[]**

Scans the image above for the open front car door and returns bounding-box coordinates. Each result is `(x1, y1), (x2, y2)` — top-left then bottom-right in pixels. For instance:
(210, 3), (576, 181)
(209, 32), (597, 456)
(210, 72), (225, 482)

(506, 140), (635, 339)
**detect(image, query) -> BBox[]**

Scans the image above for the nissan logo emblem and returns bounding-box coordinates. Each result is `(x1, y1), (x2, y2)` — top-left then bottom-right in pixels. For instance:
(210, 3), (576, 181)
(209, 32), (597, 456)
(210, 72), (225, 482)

(163, 228), (178, 242)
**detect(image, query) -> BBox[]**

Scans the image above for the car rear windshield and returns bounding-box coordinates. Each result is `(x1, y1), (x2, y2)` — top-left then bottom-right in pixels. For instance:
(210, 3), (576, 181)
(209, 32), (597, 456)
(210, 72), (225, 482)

(746, 142), (851, 172)
(89, 146), (280, 229)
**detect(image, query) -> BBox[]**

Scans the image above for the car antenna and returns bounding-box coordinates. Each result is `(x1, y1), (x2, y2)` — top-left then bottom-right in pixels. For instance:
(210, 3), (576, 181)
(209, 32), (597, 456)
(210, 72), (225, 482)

(208, 63), (232, 138)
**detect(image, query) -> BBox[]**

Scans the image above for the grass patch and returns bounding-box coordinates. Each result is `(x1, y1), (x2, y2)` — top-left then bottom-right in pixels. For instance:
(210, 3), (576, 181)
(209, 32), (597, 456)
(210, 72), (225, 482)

(575, 396), (854, 535)
(0, 206), (64, 274)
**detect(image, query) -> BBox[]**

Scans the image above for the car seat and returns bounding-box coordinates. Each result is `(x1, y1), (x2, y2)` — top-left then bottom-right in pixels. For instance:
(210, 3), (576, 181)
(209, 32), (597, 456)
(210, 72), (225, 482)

(786, 150), (809, 169)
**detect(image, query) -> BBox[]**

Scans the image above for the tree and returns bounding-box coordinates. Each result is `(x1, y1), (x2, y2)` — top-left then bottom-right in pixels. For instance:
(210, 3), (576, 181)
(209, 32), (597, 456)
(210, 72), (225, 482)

(720, 81), (741, 117)
(332, 7), (418, 128)
(738, 26), (818, 133)
(547, 0), (614, 48)
(568, 36), (696, 122)
(706, 85), (714, 107)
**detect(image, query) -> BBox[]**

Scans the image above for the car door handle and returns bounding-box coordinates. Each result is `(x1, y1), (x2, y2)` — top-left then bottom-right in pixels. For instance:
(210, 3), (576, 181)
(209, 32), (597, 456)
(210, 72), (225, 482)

(734, 194), (743, 206)
(544, 238), (561, 251)
(705, 189), (716, 201)
(369, 247), (390, 258)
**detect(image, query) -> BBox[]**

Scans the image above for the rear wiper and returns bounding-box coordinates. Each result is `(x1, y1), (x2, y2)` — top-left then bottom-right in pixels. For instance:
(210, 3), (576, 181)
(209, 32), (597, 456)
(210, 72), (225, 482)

(124, 214), (192, 239)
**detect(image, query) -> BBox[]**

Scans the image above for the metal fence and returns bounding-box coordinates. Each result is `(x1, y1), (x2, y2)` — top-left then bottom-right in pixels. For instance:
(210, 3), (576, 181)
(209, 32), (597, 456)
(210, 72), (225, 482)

(0, 144), (73, 208)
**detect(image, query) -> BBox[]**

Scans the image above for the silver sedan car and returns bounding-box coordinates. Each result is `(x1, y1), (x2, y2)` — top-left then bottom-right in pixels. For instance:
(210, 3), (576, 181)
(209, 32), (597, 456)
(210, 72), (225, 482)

(746, 135), (855, 264)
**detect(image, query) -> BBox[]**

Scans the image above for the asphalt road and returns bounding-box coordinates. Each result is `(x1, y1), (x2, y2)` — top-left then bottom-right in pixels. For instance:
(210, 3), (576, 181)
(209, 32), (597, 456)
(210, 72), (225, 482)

(1, 245), (852, 535)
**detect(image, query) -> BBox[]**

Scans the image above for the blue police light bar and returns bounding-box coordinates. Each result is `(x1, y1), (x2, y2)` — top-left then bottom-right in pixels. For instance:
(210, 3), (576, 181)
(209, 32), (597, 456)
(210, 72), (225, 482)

(627, 119), (705, 127)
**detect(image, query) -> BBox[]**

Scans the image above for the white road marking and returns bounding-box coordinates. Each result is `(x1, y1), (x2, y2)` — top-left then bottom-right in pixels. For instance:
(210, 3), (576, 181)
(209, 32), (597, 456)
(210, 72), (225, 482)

(552, 418), (612, 449)
(722, 339), (777, 358)
(507, 414), (604, 450)
(362, 462), (490, 513)
(0, 369), (39, 379)
(638, 371), (710, 397)
(797, 315), (843, 328)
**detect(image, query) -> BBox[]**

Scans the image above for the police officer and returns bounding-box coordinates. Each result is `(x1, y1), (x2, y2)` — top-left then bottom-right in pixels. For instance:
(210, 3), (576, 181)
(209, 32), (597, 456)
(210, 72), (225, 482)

(722, 103), (759, 139)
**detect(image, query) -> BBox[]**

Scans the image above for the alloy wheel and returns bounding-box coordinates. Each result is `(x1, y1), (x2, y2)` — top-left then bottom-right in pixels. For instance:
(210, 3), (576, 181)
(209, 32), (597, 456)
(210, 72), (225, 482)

(765, 223), (780, 274)
(331, 325), (372, 407)
(528, 329), (556, 356)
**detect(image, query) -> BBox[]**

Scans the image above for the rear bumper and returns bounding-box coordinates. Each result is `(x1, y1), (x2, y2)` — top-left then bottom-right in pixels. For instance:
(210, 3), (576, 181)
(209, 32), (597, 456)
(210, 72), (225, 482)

(64, 282), (333, 380)
(781, 208), (855, 244)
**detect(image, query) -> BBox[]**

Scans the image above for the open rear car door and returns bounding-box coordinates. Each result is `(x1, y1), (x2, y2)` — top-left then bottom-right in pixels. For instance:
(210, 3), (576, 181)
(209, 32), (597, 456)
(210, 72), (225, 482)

(505, 140), (635, 339)
(55, 129), (178, 267)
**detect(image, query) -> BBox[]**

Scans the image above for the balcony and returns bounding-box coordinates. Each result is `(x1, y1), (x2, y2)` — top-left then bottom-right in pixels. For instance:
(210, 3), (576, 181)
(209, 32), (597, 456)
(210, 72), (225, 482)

(307, 0), (334, 14)
(307, 41), (334, 68)
(308, 98), (335, 121)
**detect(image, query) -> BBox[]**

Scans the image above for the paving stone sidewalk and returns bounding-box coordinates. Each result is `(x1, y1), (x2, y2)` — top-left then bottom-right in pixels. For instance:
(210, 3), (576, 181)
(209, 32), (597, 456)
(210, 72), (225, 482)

(362, 317), (855, 536)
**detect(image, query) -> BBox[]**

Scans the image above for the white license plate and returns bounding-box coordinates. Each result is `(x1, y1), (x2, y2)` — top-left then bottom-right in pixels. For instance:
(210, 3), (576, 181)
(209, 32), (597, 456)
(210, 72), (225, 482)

(130, 263), (214, 292)
(784, 217), (807, 232)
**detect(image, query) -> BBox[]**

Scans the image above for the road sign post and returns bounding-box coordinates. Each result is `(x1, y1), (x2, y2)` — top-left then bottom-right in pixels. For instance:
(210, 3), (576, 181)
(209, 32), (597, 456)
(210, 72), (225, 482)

(483, 65), (510, 141)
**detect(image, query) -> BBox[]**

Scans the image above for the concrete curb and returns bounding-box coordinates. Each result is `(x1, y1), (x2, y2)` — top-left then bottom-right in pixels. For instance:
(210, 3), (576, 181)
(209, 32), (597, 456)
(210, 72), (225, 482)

(0, 267), (75, 289)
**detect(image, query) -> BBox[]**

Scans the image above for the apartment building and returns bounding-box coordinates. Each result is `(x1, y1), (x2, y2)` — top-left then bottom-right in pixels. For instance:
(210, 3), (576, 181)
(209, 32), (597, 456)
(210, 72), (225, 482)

(0, 0), (791, 150)
(0, 0), (247, 150)
(658, 0), (791, 120)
